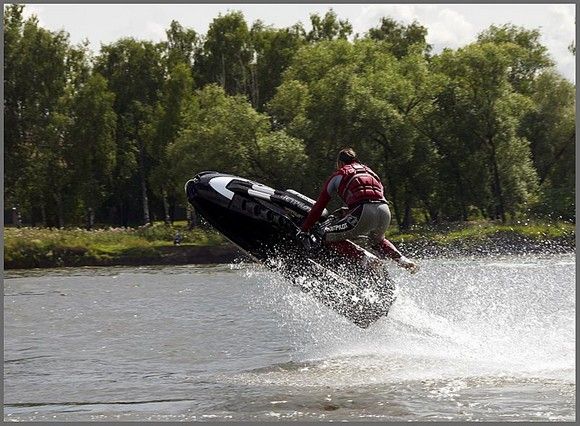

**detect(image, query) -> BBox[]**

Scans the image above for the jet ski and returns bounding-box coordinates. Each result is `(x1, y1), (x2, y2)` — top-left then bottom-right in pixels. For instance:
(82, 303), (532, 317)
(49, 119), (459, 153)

(185, 171), (396, 328)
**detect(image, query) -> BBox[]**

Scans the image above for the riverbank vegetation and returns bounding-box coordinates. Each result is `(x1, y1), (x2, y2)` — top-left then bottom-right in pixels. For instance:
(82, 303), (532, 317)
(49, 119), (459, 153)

(4, 220), (574, 269)
(4, 223), (225, 268)
(4, 5), (575, 232)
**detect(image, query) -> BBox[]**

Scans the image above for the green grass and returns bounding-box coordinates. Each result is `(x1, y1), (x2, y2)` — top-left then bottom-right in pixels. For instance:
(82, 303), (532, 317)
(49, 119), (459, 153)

(4, 223), (226, 267)
(4, 219), (574, 268)
(386, 220), (575, 245)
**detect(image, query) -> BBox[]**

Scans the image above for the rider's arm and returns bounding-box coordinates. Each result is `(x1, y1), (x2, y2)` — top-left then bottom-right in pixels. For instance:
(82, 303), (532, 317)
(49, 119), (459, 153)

(301, 174), (342, 232)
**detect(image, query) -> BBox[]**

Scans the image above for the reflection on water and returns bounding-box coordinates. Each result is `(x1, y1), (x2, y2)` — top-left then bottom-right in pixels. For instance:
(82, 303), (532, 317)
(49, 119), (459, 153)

(4, 254), (575, 421)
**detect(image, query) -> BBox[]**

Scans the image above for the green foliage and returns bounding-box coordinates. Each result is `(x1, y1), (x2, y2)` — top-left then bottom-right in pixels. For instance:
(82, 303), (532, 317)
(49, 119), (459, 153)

(169, 84), (269, 181)
(250, 21), (305, 110)
(164, 20), (198, 68)
(3, 5), (90, 226)
(254, 131), (309, 190)
(94, 37), (165, 225)
(4, 224), (226, 267)
(430, 42), (541, 222)
(194, 11), (252, 96)
(69, 73), (117, 211)
(477, 24), (553, 94)
(306, 9), (353, 42)
(3, 5), (575, 232)
(149, 61), (194, 215)
(366, 17), (431, 58)
(520, 71), (575, 219)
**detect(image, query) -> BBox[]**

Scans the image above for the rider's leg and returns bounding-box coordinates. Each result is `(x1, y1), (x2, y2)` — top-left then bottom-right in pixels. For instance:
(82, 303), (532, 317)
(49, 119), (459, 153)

(367, 203), (399, 258)
(368, 204), (418, 272)
(322, 204), (375, 263)
(322, 205), (370, 242)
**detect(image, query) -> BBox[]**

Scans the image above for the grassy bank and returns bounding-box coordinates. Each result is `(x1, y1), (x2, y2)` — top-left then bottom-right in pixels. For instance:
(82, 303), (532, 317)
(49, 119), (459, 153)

(387, 220), (575, 257)
(4, 220), (575, 269)
(4, 223), (229, 269)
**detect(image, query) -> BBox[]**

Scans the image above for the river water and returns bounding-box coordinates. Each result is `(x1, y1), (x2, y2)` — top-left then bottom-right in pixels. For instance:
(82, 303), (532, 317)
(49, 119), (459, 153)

(4, 254), (575, 421)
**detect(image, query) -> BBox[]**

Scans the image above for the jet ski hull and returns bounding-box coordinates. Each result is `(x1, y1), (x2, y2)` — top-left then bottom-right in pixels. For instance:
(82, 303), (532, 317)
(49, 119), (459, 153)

(185, 171), (396, 328)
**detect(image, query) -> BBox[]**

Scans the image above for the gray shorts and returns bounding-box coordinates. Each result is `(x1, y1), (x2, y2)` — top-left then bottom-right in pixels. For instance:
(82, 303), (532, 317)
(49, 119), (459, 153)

(322, 202), (392, 245)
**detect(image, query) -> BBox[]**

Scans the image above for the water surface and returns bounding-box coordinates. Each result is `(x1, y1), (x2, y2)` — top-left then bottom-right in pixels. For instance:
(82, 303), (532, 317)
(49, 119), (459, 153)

(4, 254), (575, 421)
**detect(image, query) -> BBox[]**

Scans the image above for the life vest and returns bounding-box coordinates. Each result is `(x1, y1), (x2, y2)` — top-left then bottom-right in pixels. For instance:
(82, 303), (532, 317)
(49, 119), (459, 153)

(337, 163), (385, 207)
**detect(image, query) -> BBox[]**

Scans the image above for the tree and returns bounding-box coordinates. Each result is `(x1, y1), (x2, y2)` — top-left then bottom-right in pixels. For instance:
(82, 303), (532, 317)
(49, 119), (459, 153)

(306, 9), (353, 42)
(269, 39), (442, 227)
(433, 43), (539, 221)
(94, 38), (165, 225)
(520, 71), (575, 219)
(68, 73), (117, 228)
(4, 4), (28, 214)
(477, 24), (553, 94)
(4, 5), (80, 226)
(194, 11), (252, 96)
(168, 84), (308, 196)
(150, 62), (194, 224)
(366, 17), (431, 58)
(344, 44), (444, 227)
(270, 39), (358, 187)
(168, 84), (268, 181)
(249, 21), (305, 110)
(253, 130), (308, 191)
(164, 20), (198, 69)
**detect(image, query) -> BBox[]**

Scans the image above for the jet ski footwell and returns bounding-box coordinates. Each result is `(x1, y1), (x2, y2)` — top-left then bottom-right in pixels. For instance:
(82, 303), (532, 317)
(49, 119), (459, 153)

(185, 171), (396, 328)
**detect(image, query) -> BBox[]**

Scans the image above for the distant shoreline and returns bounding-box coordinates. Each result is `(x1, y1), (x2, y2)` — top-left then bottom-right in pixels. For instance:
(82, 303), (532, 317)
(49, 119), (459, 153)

(4, 226), (574, 270)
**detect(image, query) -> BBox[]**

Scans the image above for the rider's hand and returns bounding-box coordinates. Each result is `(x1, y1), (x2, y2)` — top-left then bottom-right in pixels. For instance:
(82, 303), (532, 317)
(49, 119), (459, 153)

(396, 256), (419, 274)
(296, 230), (312, 249)
(296, 230), (322, 251)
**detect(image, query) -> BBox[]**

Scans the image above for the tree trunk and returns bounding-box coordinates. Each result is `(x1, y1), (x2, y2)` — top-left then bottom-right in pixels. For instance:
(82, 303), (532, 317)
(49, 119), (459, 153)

(413, 128), (469, 222)
(86, 207), (95, 230)
(119, 201), (128, 227)
(11, 208), (18, 226)
(401, 199), (412, 230)
(186, 203), (197, 230)
(220, 53), (226, 90)
(451, 162), (468, 221)
(377, 138), (402, 228)
(386, 176), (402, 228)
(40, 201), (47, 228)
(138, 140), (150, 226)
(251, 63), (259, 109)
(162, 187), (171, 225)
(423, 200), (439, 224)
(488, 140), (506, 223)
(239, 55), (247, 97)
(56, 194), (65, 229)
(140, 176), (150, 225)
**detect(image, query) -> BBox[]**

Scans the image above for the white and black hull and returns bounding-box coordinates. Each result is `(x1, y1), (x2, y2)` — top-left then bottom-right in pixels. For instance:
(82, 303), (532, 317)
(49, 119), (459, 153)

(185, 171), (396, 328)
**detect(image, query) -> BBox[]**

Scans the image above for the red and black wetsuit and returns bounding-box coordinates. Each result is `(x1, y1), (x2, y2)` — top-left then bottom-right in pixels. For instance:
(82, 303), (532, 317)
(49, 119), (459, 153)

(301, 162), (403, 260)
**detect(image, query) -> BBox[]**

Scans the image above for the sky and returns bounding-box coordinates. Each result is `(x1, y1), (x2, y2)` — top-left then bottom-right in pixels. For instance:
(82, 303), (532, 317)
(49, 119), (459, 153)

(19, 3), (576, 81)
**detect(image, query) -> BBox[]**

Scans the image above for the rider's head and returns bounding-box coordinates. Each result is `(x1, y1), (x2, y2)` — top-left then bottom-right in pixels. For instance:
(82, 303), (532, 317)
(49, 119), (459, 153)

(337, 148), (357, 169)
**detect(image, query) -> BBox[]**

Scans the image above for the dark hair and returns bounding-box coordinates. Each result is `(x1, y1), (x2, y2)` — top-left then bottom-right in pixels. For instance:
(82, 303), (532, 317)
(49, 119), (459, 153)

(337, 148), (357, 164)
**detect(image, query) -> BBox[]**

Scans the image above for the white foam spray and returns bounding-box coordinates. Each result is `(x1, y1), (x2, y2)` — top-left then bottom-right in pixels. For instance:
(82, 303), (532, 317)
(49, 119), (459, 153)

(243, 254), (575, 387)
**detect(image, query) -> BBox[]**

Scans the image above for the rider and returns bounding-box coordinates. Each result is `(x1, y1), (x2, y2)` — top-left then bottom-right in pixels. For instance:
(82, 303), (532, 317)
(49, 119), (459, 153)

(299, 148), (418, 272)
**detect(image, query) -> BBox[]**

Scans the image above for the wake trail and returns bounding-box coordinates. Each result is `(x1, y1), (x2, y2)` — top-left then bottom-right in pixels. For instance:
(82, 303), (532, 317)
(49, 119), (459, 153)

(244, 254), (575, 384)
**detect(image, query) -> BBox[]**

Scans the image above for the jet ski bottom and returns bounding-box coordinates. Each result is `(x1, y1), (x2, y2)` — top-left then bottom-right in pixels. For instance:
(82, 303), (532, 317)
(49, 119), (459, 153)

(186, 171), (396, 328)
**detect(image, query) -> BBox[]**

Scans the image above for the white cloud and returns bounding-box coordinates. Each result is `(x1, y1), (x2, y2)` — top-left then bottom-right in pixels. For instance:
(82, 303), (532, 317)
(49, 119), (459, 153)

(355, 5), (476, 49)
(541, 5), (575, 82)
(427, 9), (475, 48)
(356, 4), (437, 31)
(548, 4), (575, 32)
(15, 4), (576, 82)
(145, 21), (167, 41)
(354, 4), (574, 80)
